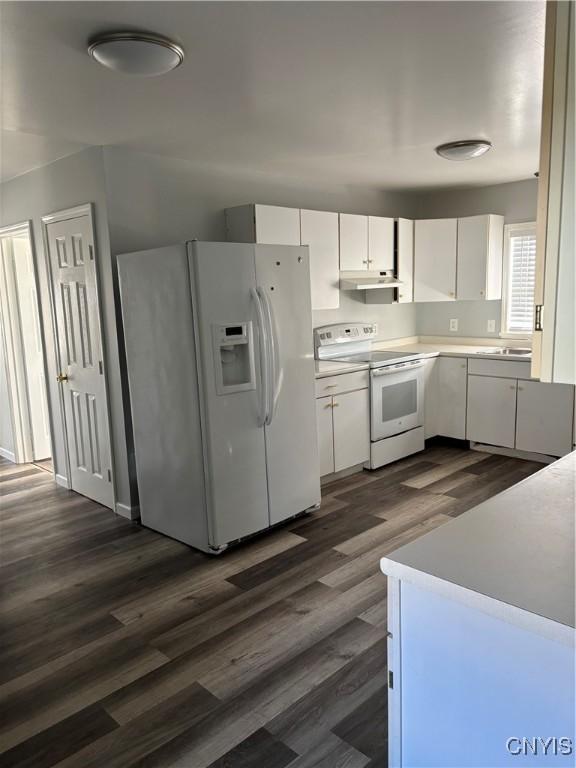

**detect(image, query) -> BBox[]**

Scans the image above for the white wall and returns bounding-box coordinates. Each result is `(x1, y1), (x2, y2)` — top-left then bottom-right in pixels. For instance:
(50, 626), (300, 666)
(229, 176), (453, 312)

(414, 179), (538, 338)
(103, 147), (419, 340)
(0, 148), (134, 507)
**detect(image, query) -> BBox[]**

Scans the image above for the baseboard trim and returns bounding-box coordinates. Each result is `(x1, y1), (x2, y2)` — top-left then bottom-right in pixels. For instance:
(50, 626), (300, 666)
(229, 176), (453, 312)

(470, 442), (555, 464)
(320, 463), (366, 485)
(55, 473), (70, 488)
(0, 447), (16, 463)
(115, 502), (140, 520)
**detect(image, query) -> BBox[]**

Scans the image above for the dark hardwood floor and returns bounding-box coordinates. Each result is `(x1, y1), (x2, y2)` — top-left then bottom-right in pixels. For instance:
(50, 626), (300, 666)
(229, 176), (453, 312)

(0, 445), (543, 767)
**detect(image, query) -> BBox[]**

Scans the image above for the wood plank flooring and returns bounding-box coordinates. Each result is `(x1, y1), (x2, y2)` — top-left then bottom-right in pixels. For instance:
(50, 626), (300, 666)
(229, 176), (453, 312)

(0, 444), (543, 767)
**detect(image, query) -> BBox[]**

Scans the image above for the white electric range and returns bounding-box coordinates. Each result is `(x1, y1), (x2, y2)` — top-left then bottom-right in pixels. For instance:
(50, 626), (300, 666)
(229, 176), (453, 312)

(314, 323), (432, 468)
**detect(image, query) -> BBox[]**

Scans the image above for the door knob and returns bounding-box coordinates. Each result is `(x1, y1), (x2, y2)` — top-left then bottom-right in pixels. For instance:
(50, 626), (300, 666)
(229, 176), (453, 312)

(56, 373), (69, 383)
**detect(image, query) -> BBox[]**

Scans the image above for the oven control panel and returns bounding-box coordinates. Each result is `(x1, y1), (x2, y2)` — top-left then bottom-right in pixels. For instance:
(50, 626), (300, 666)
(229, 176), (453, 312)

(314, 322), (377, 352)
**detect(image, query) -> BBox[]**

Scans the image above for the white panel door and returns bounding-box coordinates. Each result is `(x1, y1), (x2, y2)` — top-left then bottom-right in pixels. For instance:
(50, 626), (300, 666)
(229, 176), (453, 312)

(339, 213), (368, 270)
(414, 219), (457, 302)
(316, 396), (335, 476)
(436, 357), (468, 439)
(255, 244), (321, 524)
(368, 216), (395, 271)
(516, 380), (574, 456)
(254, 205), (301, 245)
(466, 375), (517, 448)
(190, 242), (269, 546)
(397, 218), (414, 303)
(12, 237), (51, 460)
(300, 209), (339, 310)
(45, 213), (113, 508)
(333, 388), (370, 472)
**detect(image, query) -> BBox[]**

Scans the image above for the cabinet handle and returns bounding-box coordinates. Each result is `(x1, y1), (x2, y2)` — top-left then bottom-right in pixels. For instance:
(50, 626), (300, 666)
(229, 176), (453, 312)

(480, 290), (485, 296)
(324, 384), (338, 389)
(518, 386), (524, 391)
(324, 403), (333, 409)
(332, 402), (340, 407)
(510, 385), (515, 390)
(461, 364), (466, 369)
(362, 260), (369, 264)
(449, 291), (455, 297)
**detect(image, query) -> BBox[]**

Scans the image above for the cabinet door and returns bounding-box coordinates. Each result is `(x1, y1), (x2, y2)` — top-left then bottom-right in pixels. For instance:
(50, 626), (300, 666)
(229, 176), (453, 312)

(457, 215), (489, 300)
(339, 213), (368, 270)
(333, 388), (370, 472)
(466, 375), (517, 448)
(414, 219), (457, 302)
(397, 218), (414, 303)
(254, 205), (301, 245)
(516, 380), (574, 456)
(368, 216), (394, 271)
(300, 209), (339, 310)
(316, 396), (335, 476)
(457, 215), (504, 300)
(422, 357), (438, 439)
(436, 357), (468, 439)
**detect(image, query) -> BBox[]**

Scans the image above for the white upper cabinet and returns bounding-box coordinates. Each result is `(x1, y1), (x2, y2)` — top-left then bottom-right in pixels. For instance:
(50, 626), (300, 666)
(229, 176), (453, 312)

(225, 204), (301, 245)
(368, 216), (395, 271)
(339, 213), (369, 270)
(254, 205), (301, 245)
(457, 215), (504, 300)
(225, 204), (339, 310)
(414, 218), (457, 302)
(396, 218), (414, 303)
(339, 214), (394, 272)
(300, 209), (339, 310)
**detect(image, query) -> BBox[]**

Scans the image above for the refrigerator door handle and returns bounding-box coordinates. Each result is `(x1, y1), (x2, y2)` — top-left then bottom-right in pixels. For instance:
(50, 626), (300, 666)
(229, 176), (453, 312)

(251, 288), (270, 427)
(258, 286), (282, 425)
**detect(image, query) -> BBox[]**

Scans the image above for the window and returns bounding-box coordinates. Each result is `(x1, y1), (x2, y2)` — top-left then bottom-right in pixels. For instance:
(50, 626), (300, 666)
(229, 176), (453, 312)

(501, 223), (537, 337)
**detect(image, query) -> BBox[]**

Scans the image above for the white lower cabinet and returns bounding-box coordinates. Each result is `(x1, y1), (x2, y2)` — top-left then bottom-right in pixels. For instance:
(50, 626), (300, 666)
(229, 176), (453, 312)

(436, 357), (468, 439)
(315, 376), (370, 477)
(423, 356), (467, 440)
(316, 396), (335, 477)
(333, 388), (370, 472)
(422, 358), (438, 439)
(515, 380), (574, 456)
(466, 375), (517, 449)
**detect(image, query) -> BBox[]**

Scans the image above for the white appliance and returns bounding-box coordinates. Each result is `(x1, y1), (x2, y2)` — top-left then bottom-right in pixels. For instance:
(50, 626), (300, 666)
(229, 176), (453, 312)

(314, 323), (430, 469)
(118, 241), (321, 553)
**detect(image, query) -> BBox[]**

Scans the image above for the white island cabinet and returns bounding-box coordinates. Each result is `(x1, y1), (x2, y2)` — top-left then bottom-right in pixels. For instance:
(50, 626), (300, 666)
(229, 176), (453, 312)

(382, 454), (576, 768)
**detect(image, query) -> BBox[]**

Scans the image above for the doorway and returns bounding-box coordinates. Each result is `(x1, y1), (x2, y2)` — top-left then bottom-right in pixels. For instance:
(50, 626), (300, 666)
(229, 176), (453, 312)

(0, 221), (52, 465)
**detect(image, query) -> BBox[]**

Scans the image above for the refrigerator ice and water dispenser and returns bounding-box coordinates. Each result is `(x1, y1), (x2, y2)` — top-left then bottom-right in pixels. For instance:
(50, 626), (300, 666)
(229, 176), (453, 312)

(212, 322), (256, 395)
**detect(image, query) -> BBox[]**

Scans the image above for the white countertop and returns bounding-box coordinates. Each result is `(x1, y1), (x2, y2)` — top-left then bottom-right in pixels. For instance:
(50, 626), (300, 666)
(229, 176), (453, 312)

(380, 453), (576, 642)
(314, 339), (532, 378)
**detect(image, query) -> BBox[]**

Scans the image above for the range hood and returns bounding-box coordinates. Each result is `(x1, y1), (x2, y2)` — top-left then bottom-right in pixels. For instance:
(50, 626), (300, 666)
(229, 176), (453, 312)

(340, 273), (403, 291)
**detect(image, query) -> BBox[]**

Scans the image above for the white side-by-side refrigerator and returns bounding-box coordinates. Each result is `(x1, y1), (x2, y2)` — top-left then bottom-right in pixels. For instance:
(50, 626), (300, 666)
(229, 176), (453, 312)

(118, 241), (321, 553)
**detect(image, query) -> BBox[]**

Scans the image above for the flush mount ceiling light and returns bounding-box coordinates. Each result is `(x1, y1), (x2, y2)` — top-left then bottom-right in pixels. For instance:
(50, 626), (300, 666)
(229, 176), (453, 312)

(88, 32), (184, 76)
(435, 140), (492, 161)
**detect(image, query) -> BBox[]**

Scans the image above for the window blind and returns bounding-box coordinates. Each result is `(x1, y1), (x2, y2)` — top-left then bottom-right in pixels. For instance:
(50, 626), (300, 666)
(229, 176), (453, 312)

(505, 231), (536, 334)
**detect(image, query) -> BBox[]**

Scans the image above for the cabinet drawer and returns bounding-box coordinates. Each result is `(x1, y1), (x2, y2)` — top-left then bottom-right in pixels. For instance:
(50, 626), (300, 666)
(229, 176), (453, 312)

(467, 358), (532, 380)
(315, 370), (369, 398)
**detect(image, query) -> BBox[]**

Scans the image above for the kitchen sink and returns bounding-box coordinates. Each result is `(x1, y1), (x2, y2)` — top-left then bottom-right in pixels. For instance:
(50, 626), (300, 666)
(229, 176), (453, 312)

(476, 347), (532, 357)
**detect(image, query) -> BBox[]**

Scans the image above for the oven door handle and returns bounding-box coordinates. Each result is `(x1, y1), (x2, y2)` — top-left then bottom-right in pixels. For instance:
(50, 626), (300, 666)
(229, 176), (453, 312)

(371, 361), (425, 377)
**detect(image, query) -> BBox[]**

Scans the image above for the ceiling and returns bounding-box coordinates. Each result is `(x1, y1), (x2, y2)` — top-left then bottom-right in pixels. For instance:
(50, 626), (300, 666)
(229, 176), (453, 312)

(1, 1), (545, 190)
